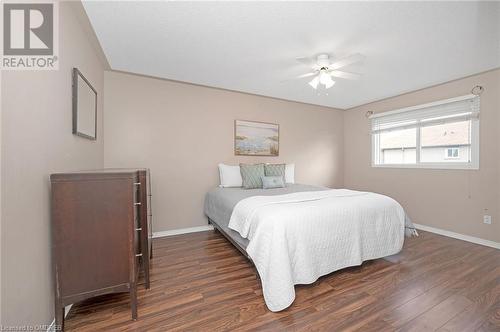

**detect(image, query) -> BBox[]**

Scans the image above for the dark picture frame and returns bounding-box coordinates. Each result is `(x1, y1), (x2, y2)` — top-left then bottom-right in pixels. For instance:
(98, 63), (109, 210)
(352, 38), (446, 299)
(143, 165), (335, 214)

(72, 68), (97, 140)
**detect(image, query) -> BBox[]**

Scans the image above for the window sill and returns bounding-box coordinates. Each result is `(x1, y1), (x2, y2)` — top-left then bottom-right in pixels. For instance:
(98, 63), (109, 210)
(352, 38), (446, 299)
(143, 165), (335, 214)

(371, 163), (479, 170)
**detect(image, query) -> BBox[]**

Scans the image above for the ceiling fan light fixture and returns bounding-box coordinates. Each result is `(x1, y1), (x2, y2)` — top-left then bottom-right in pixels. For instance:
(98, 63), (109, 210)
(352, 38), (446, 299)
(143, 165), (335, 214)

(319, 71), (331, 85)
(324, 79), (335, 89)
(309, 76), (319, 89)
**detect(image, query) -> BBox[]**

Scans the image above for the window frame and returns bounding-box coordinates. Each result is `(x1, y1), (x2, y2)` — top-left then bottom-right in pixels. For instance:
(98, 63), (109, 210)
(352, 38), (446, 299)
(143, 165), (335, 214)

(371, 95), (480, 170)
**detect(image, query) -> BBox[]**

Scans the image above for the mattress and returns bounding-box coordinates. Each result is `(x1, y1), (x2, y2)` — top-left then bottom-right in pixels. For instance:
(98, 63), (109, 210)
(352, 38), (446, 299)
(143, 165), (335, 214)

(203, 184), (326, 249)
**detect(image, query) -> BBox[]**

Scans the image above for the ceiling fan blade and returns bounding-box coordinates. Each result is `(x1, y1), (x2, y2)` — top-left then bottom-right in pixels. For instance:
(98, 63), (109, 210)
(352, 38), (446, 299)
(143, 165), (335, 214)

(295, 72), (317, 79)
(329, 53), (365, 70)
(280, 72), (316, 83)
(295, 56), (314, 66)
(328, 70), (361, 80)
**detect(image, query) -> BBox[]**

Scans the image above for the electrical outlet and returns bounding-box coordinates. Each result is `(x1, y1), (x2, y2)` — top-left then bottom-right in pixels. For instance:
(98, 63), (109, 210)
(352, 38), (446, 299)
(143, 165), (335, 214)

(483, 215), (492, 224)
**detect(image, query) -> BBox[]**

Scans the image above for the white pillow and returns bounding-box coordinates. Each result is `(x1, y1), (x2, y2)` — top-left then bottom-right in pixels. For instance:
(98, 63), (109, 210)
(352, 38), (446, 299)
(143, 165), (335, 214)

(285, 163), (295, 184)
(218, 164), (242, 187)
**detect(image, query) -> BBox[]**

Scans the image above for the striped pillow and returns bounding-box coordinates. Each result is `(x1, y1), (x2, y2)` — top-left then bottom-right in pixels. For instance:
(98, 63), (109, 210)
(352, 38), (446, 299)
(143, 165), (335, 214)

(264, 164), (286, 182)
(240, 163), (265, 189)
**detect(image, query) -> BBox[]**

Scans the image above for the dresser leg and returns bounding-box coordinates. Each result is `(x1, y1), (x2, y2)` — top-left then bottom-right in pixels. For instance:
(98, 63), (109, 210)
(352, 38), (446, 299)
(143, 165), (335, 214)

(143, 256), (150, 289)
(141, 237), (151, 289)
(55, 305), (64, 331)
(130, 285), (138, 320)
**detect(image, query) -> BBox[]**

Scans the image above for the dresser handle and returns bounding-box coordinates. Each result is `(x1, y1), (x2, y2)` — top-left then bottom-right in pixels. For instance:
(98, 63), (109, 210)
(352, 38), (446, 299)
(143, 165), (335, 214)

(134, 202), (141, 206)
(135, 253), (143, 257)
(134, 182), (141, 186)
(135, 228), (142, 231)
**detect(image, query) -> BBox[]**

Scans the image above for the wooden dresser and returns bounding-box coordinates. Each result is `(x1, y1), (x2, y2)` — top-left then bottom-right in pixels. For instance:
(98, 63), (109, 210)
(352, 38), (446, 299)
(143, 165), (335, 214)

(50, 169), (152, 330)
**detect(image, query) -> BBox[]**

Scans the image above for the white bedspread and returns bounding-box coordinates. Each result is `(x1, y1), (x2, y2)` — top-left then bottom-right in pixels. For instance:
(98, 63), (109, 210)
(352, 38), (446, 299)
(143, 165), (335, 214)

(228, 189), (406, 312)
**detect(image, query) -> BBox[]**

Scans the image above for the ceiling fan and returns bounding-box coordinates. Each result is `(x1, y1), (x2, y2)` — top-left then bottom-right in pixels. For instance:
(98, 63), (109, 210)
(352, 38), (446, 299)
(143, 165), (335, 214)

(295, 53), (364, 90)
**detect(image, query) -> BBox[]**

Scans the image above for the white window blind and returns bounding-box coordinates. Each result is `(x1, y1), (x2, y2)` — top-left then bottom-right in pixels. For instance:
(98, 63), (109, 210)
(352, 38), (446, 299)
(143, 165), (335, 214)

(371, 94), (480, 169)
(371, 95), (480, 133)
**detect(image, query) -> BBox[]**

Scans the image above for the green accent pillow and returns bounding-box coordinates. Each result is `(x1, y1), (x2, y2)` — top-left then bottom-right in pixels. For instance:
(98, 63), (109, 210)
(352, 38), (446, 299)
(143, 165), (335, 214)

(262, 176), (285, 189)
(240, 163), (265, 189)
(264, 164), (286, 181)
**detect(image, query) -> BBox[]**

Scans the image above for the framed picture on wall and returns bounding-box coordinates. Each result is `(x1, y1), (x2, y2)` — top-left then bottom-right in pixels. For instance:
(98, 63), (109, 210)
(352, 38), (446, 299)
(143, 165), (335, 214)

(234, 120), (279, 156)
(72, 68), (97, 140)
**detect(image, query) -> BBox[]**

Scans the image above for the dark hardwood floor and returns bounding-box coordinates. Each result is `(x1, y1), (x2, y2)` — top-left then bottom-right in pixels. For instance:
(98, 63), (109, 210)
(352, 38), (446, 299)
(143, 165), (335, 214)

(65, 230), (500, 331)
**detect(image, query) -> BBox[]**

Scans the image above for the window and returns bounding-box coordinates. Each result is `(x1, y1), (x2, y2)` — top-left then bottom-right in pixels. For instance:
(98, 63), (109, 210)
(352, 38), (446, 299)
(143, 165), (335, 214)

(371, 95), (479, 169)
(445, 147), (460, 159)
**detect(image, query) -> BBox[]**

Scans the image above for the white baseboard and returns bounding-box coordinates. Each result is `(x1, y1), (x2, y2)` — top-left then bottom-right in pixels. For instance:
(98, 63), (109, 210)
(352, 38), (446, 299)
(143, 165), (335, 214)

(47, 304), (73, 332)
(152, 223), (500, 249)
(414, 223), (500, 250)
(153, 225), (214, 238)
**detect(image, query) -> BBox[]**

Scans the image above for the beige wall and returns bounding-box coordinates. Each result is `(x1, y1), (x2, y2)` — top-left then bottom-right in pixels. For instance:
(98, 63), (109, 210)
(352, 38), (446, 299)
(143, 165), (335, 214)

(344, 69), (500, 242)
(1, 2), (106, 326)
(104, 71), (344, 232)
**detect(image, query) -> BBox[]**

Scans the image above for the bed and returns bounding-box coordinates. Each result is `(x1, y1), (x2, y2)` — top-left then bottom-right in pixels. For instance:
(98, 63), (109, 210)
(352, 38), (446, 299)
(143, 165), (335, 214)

(204, 183), (415, 312)
(204, 184), (325, 253)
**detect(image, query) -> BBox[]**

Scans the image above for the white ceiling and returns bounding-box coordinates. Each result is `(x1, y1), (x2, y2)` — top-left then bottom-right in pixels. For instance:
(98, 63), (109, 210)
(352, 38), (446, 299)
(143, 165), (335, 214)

(83, 1), (500, 110)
